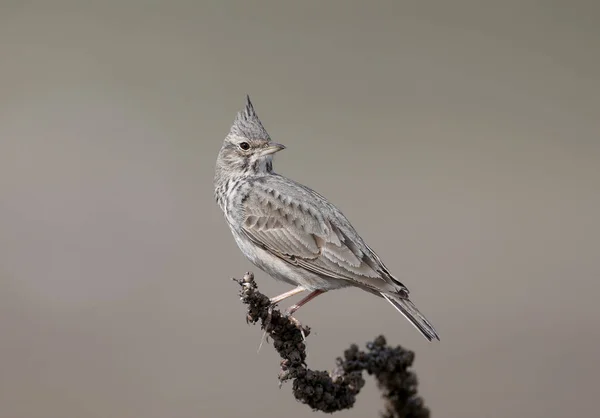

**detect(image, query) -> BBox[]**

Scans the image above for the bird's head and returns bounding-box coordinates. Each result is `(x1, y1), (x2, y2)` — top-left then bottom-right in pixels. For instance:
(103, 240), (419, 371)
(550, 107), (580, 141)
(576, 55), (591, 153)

(216, 95), (285, 177)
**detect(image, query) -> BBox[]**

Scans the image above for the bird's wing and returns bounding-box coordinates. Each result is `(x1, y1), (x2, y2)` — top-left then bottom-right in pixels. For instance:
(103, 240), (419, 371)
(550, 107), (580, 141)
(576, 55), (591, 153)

(240, 178), (406, 293)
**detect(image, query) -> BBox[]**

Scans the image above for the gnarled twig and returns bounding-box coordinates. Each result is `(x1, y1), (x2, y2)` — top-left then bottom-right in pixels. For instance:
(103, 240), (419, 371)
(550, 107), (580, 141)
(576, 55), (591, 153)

(233, 272), (431, 417)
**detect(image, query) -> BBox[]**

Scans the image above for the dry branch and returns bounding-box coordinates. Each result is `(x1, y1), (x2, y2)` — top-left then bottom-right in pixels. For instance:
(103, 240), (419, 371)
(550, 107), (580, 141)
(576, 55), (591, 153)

(233, 272), (431, 417)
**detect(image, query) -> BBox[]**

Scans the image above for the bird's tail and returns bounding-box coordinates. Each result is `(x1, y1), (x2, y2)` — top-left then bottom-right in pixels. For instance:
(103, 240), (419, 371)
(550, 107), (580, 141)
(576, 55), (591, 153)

(381, 293), (440, 341)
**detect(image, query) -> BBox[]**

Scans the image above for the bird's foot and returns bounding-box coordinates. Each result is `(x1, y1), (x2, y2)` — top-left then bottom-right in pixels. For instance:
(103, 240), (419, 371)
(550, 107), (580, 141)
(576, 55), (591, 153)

(283, 306), (307, 341)
(257, 304), (275, 353)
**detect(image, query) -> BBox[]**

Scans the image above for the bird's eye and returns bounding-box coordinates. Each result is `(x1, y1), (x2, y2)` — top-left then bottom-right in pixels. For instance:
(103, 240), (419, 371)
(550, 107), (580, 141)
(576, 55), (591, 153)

(239, 142), (250, 150)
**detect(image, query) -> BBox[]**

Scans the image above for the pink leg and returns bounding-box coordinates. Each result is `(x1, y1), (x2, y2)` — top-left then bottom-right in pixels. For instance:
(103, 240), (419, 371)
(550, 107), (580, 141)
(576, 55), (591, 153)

(258, 286), (308, 351)
(285, 289), (326, 316)
(269, 286), (305, 305)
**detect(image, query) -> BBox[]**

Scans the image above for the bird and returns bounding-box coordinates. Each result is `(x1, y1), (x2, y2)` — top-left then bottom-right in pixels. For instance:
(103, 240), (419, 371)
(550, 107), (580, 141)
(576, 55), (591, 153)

(214, 96), (439, 341)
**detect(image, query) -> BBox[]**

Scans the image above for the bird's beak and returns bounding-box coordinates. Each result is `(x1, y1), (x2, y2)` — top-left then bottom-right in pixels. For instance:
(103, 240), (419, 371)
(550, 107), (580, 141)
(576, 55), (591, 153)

(261, 142), (286, 156)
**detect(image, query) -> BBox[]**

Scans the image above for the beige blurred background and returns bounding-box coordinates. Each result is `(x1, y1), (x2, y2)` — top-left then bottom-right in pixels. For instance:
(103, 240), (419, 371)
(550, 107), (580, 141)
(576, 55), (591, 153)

(1, 1), (599, 417)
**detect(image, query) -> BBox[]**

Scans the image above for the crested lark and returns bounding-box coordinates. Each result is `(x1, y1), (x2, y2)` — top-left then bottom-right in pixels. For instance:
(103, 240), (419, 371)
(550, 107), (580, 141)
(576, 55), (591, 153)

(214, 96), (439, 341)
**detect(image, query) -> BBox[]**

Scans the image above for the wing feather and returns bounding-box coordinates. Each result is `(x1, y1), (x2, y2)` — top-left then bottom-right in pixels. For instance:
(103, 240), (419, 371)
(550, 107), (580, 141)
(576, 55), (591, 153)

(241, 180), (401, 290)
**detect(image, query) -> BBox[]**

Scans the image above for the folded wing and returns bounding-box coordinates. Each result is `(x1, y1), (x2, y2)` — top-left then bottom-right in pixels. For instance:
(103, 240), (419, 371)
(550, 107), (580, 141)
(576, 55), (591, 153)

(240, 180), (406, 293)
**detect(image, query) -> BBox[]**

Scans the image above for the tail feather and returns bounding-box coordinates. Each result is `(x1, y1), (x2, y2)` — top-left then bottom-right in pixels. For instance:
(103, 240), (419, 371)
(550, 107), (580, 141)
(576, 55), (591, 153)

(381, 293), (440, 341)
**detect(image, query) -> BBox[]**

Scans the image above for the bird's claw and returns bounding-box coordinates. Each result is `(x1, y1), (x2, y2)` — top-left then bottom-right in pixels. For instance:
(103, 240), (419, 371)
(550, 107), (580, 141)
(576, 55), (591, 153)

(257, 305), (274, 353)
(283, 311), (307, 342)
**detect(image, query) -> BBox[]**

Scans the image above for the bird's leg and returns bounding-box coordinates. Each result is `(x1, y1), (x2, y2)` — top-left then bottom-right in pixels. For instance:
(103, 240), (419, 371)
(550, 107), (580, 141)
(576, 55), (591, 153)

(282, 289), (326, 342)
(258, 286), (306, 353)
(269, 286), (306, 305)
(285, 289), (326, 316)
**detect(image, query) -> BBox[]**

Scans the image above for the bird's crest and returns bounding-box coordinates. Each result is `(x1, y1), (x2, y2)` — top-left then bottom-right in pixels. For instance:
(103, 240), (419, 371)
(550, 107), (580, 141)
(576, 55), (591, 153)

(229, 95), (270, 140)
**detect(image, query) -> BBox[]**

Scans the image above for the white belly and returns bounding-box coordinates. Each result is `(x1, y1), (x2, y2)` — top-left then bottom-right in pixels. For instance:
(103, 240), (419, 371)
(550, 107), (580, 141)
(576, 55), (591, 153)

(229, 227), (350, 291)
